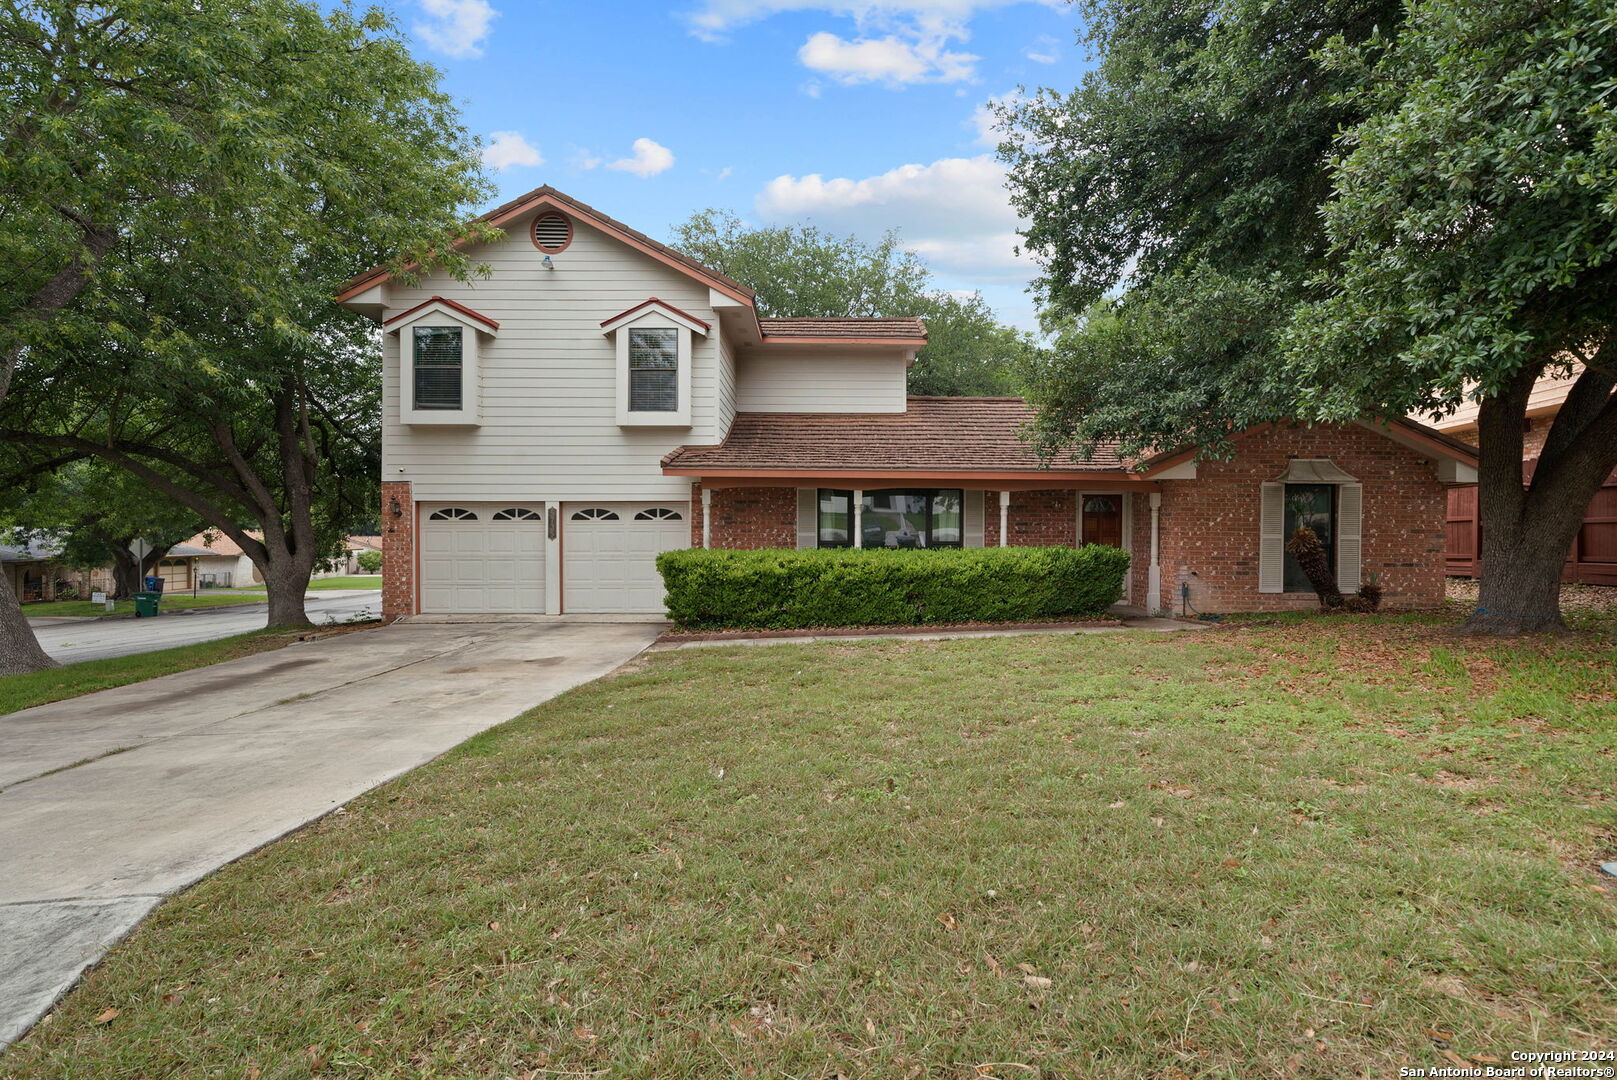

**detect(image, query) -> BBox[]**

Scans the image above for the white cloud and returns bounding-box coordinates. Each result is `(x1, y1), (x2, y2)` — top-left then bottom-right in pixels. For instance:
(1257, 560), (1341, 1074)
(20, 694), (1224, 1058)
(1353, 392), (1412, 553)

(716, 166), (734, 181)
(688, 1), (1052, 88)
(798, 30), (977, 84)
(414, 0), (497, 58)
(754, 154), (1031, 279)
(607, 138), (675, 178)
(481, 131), (542, 172)
(1024, 33), (1059, 63)
(968, 90), (1019, 147)
(687, 0), (1053, 41)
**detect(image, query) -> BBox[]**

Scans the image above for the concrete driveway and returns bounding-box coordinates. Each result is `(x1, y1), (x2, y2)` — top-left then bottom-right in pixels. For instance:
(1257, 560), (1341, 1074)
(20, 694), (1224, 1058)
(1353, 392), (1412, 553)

(0, 617), (662, 1047)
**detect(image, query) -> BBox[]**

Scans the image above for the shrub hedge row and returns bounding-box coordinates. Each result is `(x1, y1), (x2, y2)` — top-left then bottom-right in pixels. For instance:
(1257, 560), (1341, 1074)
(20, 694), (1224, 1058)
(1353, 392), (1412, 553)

(656, 545), (1132, 630)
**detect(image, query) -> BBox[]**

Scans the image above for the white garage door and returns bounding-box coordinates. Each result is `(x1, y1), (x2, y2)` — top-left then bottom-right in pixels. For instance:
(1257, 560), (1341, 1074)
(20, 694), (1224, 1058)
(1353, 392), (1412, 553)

(420, 504), (545, 614)
(563, 502), (689, 614)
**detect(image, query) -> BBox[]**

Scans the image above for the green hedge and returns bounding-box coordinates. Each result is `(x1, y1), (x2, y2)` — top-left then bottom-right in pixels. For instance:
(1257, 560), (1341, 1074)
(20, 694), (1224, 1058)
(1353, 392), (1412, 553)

(656, 545), (1132, 630)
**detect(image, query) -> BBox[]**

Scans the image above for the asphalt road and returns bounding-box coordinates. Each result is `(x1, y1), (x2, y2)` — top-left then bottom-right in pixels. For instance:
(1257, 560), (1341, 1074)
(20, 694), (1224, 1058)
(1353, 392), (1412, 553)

(31, 591), (381, 664)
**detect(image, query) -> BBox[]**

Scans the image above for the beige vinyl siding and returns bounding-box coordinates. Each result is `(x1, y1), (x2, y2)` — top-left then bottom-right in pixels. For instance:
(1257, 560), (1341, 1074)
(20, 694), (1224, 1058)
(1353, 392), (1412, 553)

(716, 330), (738, 439)
(735, 349), (908, 414)
(381, 212), (721, 502)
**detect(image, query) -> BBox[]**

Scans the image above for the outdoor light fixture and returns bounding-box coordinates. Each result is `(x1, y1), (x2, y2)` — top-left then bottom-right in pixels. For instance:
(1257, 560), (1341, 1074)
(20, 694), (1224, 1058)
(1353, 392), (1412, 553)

(541, 255), (555, 270)
(386, 497), (403, 533)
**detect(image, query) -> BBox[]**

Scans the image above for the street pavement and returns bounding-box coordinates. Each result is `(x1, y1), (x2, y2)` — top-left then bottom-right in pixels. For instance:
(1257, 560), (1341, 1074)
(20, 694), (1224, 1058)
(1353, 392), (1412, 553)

(30, 591), (381, 664)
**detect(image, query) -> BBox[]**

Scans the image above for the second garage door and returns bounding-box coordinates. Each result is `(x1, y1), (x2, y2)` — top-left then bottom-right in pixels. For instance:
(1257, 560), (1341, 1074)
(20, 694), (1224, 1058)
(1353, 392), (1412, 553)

(563, 502), (688, 614)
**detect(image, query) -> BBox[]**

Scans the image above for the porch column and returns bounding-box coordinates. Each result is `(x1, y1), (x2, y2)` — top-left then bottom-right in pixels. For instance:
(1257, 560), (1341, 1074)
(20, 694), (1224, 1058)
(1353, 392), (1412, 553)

(852, 490), (863, 548)
(1148, 492), (1163, 613)
(701, 486), (712, 549)
(998, 490), (1010, 548)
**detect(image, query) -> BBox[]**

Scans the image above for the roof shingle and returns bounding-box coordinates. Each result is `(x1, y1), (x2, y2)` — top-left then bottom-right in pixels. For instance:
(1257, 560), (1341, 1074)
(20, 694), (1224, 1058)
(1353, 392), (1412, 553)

(663, 397), (1123, 475)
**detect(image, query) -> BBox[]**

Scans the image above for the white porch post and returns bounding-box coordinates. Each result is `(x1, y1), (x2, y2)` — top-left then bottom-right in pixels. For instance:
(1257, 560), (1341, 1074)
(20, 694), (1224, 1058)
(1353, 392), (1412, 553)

(852, 490), (864, 548)
(544, 501), (561, 615)
(1147, 491), (1163, 613)
(998, 490), (1010, 548)
(701, 486), (712, 549)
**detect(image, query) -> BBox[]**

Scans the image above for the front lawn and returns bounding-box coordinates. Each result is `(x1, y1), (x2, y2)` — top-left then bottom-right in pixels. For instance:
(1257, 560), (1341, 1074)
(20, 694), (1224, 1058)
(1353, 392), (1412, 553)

(22, 594), (268, 618)
(306, 574), (382, 590)
(0, 628), (330, 716)
(5, 614), (1614, 1077)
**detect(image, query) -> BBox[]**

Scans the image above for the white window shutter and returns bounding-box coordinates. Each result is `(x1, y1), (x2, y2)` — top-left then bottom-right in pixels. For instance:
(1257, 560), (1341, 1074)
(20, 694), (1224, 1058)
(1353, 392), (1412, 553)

(1259, 482), (1285, 593)
(1336, 482), (1363, 592)
(796, 488), (817, 549)
(964, 490), (985, 547)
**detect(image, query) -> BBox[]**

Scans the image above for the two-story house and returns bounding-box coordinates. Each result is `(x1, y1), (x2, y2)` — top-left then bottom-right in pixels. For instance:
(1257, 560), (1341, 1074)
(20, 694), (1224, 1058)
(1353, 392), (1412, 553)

(339, 186), (1479, 620)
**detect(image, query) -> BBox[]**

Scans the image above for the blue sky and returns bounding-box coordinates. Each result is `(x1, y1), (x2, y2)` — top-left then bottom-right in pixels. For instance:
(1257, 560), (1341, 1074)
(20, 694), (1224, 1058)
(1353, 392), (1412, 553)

(403, 0), (1096, 330)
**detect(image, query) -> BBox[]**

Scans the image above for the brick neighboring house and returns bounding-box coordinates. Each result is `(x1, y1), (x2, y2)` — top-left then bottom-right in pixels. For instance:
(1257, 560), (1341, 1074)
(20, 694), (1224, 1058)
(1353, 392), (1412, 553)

(338, 184), (1479, 620)
(1426, 366), (1617, 585)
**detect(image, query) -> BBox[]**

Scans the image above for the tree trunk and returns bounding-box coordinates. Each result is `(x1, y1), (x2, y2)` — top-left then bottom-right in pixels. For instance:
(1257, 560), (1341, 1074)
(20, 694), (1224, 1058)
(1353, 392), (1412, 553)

(260, 556), (314, 628)
(1459, 359), (1617, 635)
(0, 570), (58, 674)
(109, 547), (141, 600)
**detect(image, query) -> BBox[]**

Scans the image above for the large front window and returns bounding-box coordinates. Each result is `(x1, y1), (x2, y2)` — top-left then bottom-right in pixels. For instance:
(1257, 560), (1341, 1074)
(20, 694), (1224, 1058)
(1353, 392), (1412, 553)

(818, 488), (963, 548)
(412, 326), (463, 410)
(628, 327), (678, 412)
(1282, 482), (1335, 592)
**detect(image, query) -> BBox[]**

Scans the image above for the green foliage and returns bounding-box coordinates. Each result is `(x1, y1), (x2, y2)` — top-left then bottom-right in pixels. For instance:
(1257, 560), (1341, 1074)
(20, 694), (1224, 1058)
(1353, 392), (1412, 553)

(356, 550), (383, 574)
(670, 210), (1036, 396)
(1287, 0), (1617, 419)
(997, 0), (1401, 458)
(0, 0), (492, 627)
(656, 546), (1130, 629)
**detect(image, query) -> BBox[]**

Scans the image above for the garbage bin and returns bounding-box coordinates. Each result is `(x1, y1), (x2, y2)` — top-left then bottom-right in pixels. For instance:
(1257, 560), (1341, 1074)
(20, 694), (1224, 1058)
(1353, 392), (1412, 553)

(144, 575), (166, 595)
(134, 592), (161, 617)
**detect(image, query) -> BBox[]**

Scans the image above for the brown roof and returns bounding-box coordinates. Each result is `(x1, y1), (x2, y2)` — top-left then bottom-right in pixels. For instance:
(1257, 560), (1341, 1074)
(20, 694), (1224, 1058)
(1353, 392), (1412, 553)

(759, 317), (927, 341)
(336, 185), (756, 304)
(185, 530), (260, 557)
(663, 397), (1123, 475)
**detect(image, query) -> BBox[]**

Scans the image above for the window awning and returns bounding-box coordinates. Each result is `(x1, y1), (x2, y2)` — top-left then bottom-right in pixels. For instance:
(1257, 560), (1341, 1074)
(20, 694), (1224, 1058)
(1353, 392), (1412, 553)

(1272, 458), (1359, 484)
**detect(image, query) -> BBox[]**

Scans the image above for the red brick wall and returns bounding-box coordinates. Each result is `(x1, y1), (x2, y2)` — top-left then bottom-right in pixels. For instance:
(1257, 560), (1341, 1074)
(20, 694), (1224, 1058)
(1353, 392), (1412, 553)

(706, 485), (797, 549)
(688, 482), (704, 547)
(983, 489), (1077, 547)
(380, 480), (414, 621)
(1156, 424), (1447, 615)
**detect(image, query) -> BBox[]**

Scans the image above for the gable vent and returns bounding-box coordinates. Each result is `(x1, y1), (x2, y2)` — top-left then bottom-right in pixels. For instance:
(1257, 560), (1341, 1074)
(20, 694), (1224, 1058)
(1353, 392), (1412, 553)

(532, 212), (572, 252)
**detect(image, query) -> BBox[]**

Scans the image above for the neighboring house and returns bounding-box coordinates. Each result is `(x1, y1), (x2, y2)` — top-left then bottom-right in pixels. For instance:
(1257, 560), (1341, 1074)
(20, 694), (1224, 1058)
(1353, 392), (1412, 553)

(318, 535), (383, 577)
(1426, 367), (1617, 585)
(1, 540), (109, 602)
(338, 185), (1478, 620)
(2, 539), (208, 599)
(184, 532), (260, 588)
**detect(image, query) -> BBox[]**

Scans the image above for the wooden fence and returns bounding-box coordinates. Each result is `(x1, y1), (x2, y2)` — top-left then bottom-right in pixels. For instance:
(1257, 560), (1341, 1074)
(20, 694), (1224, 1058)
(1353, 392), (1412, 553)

(1446, 470), (1617, 585)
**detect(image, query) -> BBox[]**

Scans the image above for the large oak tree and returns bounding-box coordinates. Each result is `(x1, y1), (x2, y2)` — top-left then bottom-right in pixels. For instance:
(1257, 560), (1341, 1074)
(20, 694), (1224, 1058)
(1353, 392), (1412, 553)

(1001, 0), (1616, 633)
(0, 0), (492, 672)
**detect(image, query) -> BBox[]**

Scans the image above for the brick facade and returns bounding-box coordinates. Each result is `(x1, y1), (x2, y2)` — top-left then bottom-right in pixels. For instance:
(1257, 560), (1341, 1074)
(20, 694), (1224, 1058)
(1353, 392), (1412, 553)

(702, 484), (797, 549)
(983, 489), (1077, 548)
(379, 480), (414, 622)
(1155, 423), (1447, 615)
(698, 424), (1447, 617)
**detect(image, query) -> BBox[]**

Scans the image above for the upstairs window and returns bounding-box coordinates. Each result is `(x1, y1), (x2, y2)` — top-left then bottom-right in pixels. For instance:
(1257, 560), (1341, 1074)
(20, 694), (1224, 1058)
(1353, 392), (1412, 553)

(628, 328), (678, 412)
(413, 326), (463, 411)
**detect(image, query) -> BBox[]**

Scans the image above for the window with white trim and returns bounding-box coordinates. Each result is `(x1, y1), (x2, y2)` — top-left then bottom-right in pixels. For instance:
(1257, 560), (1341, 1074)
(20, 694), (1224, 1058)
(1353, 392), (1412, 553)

(412, 327), (463, 410)
(627, 328), (679, 412)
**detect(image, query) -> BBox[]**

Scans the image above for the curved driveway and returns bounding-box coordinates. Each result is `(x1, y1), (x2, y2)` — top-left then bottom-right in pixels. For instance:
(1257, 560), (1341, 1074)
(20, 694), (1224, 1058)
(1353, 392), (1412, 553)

(0, 617), (662, 1047)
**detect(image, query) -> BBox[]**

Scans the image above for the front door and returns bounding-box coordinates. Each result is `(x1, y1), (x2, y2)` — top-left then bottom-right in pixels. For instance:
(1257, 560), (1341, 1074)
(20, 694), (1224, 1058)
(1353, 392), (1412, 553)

(1081, 494), (1123, 548)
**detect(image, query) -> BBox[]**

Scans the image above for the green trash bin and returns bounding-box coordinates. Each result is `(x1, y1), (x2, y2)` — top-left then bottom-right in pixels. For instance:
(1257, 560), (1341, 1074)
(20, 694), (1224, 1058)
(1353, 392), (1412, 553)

(134, 592), (161, 617)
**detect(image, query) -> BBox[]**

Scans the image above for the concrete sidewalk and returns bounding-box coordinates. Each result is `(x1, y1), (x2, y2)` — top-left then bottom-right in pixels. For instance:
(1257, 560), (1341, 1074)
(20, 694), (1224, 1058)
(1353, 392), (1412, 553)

(0, 618), (661, 1048)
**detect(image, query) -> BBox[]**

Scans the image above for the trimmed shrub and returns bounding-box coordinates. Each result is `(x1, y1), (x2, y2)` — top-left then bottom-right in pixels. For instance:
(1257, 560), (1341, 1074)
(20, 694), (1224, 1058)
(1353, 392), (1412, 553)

(356, 550), (382, 574)
(657, 545), (1132, 629)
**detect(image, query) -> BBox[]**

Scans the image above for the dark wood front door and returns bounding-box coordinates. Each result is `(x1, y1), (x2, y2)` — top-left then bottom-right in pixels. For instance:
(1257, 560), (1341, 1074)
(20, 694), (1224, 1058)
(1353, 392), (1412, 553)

(1081, 494), (1123, 548)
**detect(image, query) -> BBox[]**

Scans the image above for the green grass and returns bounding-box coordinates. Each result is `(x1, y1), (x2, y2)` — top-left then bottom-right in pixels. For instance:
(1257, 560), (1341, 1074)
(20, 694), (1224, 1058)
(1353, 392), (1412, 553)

(4, 614), (1614, 1077)
(305, 574), (382, 590)
(21, 594), (271, 618)
(0, 628), (318, 715)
